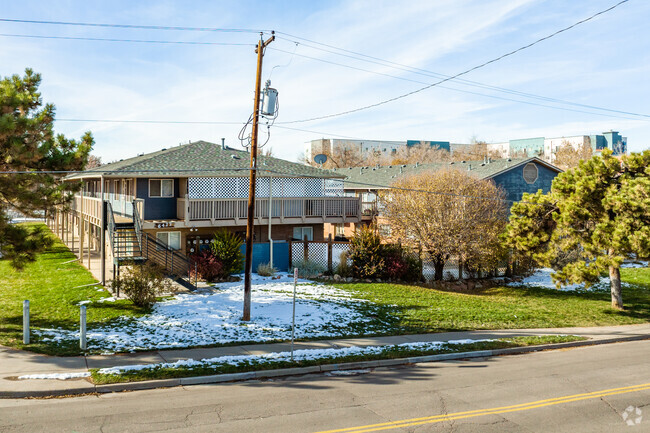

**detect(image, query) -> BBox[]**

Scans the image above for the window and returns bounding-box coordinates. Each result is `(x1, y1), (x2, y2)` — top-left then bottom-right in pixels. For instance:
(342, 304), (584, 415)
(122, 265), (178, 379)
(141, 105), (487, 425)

(149, 179), (174, 198)
(293, 226), (313, 241)
(335, 224), (345, 236)
(156, 231), (181, 250)
(523, 163), (539, 184)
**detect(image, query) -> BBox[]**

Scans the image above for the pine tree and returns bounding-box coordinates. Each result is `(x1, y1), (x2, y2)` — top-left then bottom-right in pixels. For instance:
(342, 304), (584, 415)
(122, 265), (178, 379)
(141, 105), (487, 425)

(505, 149), (650, 309)
(0, 69), (93, 268)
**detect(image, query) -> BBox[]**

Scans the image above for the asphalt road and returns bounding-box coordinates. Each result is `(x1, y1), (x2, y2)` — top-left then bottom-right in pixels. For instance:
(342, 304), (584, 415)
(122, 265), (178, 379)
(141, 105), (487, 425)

(1, 340), (649, 432)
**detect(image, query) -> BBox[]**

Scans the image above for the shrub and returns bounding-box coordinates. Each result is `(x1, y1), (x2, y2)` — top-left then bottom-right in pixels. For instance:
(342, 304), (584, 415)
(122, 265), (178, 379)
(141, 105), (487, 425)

(210, 230), (244, 276)
(111, 262), (171, 308)
(349, 226), (384, 279)
(293, 259), (326, 278)
(382, 244), (422, 282)
(190, 250), (223, 282)
(256, 262), (276, 277)
(335, 251), (351, 277)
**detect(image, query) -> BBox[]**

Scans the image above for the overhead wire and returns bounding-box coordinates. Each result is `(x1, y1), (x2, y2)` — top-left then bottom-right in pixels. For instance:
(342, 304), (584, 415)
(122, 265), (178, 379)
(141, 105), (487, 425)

(0, 33), (254, 46)
(273, 33), (650, 120)
(277, 0), (632, 124)
(268, 46), (645, 121)
(0, 18), (268, 33)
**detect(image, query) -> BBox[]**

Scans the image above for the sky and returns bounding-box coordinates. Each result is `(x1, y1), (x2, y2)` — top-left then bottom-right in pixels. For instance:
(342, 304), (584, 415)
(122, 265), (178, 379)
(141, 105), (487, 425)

(1, 0), (649, 163)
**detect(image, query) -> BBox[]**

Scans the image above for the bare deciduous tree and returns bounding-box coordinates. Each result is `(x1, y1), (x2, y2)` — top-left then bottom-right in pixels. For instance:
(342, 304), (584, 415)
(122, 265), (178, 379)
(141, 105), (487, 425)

(553, 139), (593, 170)
(380, 169), (508, 280)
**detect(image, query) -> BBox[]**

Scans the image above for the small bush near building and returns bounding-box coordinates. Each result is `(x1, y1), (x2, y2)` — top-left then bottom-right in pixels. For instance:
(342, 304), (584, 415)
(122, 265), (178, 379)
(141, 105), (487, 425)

(257, 263), (276, 277)
(383, 244), (422, 282)
(211, 230), (244, 277)
(293, 259), (326, 278)
(348, 226), (423, 282)
(349, 226), (385, 279)
(112, 262), (171, 308)
(190, 250), (223, 282)
(336, 251), (351, 277)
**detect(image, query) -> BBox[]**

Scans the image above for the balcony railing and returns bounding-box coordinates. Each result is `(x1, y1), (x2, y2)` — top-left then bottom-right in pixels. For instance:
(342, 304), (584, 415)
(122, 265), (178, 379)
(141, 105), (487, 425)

(178, 196), (360, 222)
(71, 195), (103, 225)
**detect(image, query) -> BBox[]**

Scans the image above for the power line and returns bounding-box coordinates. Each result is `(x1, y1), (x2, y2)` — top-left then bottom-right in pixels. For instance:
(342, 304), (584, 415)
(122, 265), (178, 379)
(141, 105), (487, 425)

(278, 0), (631, 124)
(3, 16), (644, 119)
(273, 36), (650, 120)
(7, 29), (640, 119)
(269, 47), (644, 122)
(57, 118), (246, 125)
(55, 118), (369, 140)
(0, 18), (268, 33)
(0, 33), (254, 46)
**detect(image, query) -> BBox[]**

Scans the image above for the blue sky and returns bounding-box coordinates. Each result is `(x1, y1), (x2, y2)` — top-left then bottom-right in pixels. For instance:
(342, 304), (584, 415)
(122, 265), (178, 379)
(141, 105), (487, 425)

(1, 0), (649, 162)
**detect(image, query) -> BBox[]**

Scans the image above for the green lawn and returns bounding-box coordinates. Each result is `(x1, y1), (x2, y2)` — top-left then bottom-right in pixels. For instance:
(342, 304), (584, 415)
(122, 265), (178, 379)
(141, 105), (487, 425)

(335, 269), (650, 334)
(0, 223), (148, 355)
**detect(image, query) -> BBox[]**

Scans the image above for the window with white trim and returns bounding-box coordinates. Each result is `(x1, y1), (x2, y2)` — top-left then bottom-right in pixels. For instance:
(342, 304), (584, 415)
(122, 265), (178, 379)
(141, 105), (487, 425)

(156, 231), (181, 250)
(149, 179), (174, 198)
(293, 226), (313, 241)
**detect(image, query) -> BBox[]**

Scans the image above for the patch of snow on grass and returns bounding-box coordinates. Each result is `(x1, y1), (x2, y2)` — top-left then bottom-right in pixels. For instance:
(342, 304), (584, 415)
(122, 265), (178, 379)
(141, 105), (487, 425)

(621, 261), (649, 269)
(508, 268), (633, 291)
(34, 273), (389, 353)
(18, 372), (90, 380)
(96, 339), (492, 375)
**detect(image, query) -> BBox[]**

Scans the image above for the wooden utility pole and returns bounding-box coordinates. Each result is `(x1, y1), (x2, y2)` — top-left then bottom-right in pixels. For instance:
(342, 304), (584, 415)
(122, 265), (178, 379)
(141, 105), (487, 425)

(243, 31), (274, 322)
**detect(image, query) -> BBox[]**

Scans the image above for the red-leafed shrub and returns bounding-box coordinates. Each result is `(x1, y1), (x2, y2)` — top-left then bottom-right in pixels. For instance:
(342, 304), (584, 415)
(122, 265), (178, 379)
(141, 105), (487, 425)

(190, 250), (223, 282)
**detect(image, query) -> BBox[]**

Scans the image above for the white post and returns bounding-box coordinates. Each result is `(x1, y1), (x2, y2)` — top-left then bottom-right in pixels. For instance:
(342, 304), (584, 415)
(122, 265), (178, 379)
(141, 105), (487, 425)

(23, 300), (29, 344)
(268, 176), (273, 268)
(80, 305), (87, 351)
(291, 267), (297, 361)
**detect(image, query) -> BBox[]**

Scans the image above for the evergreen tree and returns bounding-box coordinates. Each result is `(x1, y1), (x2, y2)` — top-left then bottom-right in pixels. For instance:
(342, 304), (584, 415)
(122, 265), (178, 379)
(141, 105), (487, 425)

(0, 69), (93, 268)
(505, 150), (650, 309)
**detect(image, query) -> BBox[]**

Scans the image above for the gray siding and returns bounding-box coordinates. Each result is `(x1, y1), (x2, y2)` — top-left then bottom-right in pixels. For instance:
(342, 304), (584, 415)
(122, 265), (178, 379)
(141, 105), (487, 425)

(491, 162), (558, 203)
(136, 178), (180, 220)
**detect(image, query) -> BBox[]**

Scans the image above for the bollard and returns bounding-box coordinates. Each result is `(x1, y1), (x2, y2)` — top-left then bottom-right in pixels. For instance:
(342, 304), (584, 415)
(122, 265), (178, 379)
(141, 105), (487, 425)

(23, 300), (30, 345)
(80, 305), (87, 351)
(291, 267), (298, 361)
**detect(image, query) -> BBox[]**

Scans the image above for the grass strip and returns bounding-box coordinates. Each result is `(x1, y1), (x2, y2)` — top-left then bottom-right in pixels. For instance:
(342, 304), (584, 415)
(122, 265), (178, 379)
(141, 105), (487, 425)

(90, 335), (585, 384)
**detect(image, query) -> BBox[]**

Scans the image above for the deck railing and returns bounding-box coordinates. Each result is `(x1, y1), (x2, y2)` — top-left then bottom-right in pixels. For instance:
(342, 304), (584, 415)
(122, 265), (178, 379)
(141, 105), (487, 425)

(184, 196), (360, 222)
(72, 195), (103, 225)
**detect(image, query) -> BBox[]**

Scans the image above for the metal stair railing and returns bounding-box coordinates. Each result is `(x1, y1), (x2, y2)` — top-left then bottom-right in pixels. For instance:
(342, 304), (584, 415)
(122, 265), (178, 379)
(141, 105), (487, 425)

(132, 199), (144, 256)
(106, 201), (117, 257)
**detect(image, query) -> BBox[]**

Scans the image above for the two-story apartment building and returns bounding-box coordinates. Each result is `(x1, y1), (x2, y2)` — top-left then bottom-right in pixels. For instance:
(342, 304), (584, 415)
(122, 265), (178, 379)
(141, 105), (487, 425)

(57, 140), (361, 285)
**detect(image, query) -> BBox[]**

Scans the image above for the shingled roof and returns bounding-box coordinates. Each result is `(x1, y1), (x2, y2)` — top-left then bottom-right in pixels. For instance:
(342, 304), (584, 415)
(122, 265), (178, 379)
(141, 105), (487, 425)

(66, 140), (342, 179)
(330, 157), (561, 189)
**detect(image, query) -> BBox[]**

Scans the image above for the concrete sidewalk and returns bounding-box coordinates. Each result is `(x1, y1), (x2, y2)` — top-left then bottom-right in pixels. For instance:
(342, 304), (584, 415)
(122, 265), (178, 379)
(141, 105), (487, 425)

(2, 324), (649, 398)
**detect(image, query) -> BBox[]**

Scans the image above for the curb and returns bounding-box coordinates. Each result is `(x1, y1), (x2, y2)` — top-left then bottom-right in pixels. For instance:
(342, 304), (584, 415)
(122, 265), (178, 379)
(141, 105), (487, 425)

(3, 334), (649, 398)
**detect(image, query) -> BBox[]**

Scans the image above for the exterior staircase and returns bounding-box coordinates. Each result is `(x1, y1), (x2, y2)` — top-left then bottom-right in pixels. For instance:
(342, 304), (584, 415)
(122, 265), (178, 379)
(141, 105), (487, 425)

(112, 222), (146, 262)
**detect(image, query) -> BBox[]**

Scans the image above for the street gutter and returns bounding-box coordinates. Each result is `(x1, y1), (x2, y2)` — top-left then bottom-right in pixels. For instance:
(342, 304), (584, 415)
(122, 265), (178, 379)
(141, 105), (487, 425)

(4, 333), (649, 399)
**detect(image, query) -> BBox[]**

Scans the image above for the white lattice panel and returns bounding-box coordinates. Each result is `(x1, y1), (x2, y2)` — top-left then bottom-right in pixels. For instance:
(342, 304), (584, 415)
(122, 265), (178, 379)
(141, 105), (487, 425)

(291, 242), (305, 263)
(324, 179), (343, 197)
(331, 244), (351, 266)
(189, 177), (340, 199)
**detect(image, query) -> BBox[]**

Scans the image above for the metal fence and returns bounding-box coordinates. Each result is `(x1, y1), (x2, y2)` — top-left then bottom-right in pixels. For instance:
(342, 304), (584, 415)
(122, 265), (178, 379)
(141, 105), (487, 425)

(421, 256), (509, 282)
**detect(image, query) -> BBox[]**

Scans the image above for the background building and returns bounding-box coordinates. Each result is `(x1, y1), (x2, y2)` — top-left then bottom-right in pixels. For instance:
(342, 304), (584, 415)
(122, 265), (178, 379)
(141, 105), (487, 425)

(487, 130), (627, 162)
(305, 138), (451, 163)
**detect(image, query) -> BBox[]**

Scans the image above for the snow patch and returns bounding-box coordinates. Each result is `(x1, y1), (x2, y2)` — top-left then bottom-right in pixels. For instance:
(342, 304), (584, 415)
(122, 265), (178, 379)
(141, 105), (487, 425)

(96, 339), (492, 375)
(508, 268), (633, 291)
(18, 372), (90, 380)
(34, 273), (390, 353)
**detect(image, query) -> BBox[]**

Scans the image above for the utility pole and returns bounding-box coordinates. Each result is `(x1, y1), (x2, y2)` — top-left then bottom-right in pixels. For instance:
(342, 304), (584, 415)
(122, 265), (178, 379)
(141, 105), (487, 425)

(243, 31), (274, 321)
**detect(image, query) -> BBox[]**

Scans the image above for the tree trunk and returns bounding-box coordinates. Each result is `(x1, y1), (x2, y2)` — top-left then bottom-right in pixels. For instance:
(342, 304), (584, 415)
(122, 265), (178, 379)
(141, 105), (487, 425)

(609, 265), (623, 310)
(433, 254), (445, 281)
